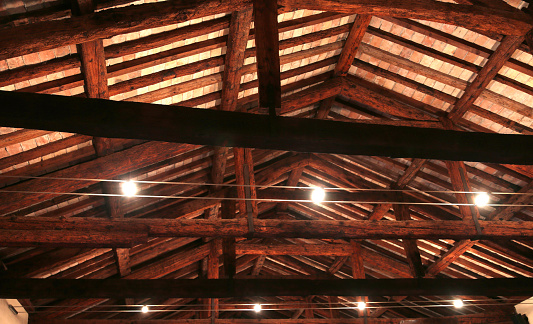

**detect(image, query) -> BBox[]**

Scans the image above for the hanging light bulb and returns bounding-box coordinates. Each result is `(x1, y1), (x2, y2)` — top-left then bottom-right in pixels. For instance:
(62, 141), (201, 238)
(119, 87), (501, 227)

(453, 299), (464, 308)
(357, 301), (366, 311)
(253, 304), (262, 312)
(311, 187), (326, 204)
(141, 305), (149, 313)
(473, 192), (489, 207)
(121, 180), (138, 197)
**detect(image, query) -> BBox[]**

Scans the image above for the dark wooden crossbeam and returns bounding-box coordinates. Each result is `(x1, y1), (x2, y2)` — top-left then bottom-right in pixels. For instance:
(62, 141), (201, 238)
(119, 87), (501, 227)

(2, 278), (533, 298)
(279, 0), (532, 36)
(29, 311), (515, 324)
(1, 90), (532, 164)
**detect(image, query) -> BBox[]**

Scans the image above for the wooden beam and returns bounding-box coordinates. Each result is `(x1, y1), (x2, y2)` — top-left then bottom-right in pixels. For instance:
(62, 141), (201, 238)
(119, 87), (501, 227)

(237, 243), (352, 256)
(0, 0), (251, 60)
(28, 311), (516, 323)
(445, 161), (481, 221)
(315, 14), (371, 119)
(73, 0), (132, 279)
(221, 9), (253, 112)
(3, 278), (533, 298)
(342, 76), (436, 120)
(2, 91), (532, 164)
(253, 0), (281, 116)
(277, 166), (304, 212)
(221, 199), (237, 278)
(334, 14), (372, 76)
(393, 204), (424, 278)
(368, 159), (426, 221)
(447, 35), (526, 121)
(279, 0), (532, 36)
(425, 240), (475, 278)
(3, 218), (533, 244)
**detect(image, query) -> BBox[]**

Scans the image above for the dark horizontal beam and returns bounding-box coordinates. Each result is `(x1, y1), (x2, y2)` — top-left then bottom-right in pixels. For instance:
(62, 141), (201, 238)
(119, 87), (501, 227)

(29, 312), (514, 324)
(2, 278), (533, 298)
(1, 90), (532, 164)
(1, 218), (533, 248)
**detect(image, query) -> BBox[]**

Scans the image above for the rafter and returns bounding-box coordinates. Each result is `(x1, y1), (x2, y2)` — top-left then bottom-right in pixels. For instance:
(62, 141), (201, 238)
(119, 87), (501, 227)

(447, 35), (526, 122)
(316, 14), (372, 119)
(368, 159), (427, 221)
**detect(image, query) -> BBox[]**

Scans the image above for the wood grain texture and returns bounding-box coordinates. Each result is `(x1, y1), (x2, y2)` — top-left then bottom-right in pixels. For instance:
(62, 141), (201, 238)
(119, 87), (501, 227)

(279, 0), (532, 36)
(253, 0), (281, 114)
(0, 0), (252, 60)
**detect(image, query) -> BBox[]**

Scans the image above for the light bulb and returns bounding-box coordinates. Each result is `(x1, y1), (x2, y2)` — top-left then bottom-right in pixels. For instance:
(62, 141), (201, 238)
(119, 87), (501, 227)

(474, 192), (489, 207)
(311, 187), (325, 204)
(253, 304), (262, 312)
(121, 180), (138, 197)
(453, 299), (463, 308)
(357, 301), (366, 310)
(141, 305), (149, 313)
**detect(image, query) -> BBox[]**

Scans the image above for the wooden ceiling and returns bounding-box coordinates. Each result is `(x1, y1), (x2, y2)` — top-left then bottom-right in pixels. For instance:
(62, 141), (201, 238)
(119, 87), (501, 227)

(0, 0), (533, 323)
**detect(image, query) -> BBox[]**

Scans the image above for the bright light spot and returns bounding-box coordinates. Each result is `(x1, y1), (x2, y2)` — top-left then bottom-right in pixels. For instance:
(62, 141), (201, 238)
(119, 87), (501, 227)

(121, 180), (138, 197)
(474, 192), (490, 207)
(453, 299), (464, 308)
(253, 304), (262, 312)
(141, 305), (149, 313)
(311, 187), (326, 204)
(357, 302), (366, 311)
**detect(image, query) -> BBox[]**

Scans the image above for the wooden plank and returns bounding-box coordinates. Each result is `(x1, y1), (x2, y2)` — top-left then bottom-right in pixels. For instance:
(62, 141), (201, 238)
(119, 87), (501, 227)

(0, 0), (251, 60)
(393, 204), (424, 278)
(4, 278), (533, 298)
(0, 129), (53, 148)
(1, 91), (532, 164)
(253, 0), (281, 115)
(3, 218), (533, 242)
(447, 35), (526, 121)
(279, 0), (532, 36)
